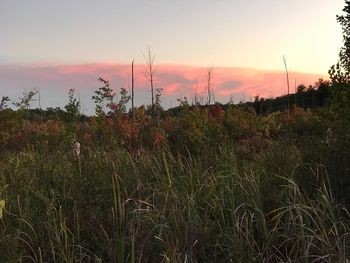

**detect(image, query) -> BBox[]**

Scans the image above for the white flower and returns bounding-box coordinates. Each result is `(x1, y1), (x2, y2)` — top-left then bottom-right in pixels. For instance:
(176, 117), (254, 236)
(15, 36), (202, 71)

(73, 141), (81, 157)
(0, 200), (5, 219)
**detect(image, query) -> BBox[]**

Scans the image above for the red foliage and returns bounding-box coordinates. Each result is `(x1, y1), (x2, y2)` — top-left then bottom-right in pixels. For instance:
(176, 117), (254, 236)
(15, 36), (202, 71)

(15, 131), (24, 143)
(153, 132), (167, 148)
(104, 117), (113, 127)
(209, 104), (224, 123)
(110, 103), (118, 112)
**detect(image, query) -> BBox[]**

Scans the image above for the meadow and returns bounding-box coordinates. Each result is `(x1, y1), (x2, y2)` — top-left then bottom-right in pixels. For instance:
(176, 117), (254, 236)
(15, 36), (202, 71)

(0, 81), (350, 262)
(0, 1), (350, 263)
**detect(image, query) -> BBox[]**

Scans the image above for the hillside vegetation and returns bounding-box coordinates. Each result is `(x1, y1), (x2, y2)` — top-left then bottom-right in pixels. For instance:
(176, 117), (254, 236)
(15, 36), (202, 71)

(1, 1), (350, 261)
(0, 80), (350, 262)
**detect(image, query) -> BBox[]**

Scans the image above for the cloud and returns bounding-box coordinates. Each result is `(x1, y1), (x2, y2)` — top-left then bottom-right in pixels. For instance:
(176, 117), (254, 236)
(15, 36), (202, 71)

(0, 63), (325, 114)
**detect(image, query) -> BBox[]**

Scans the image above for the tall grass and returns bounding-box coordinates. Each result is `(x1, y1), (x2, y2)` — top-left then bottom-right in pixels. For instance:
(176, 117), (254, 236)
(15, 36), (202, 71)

(0, 142), (349, 262)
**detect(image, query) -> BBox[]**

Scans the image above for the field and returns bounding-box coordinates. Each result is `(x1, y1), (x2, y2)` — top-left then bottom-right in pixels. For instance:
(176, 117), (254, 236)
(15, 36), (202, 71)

(3, 0), (350, 262)
(1, 87), (350, 262)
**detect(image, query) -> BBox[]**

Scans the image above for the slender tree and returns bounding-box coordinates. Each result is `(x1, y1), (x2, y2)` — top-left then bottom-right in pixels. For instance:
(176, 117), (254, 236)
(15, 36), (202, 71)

(13, 88), (38, 120)
(92, 78), (115, 117)
(283, 56), (290, 117)
(117, 87), (131, 113)
(14, 89), (38, 111)
(131, 59), (135, 122)
(144, 47), (155, 113)
(207, 65), (214, 105)
(193, 79), (199, 105)
(64, 89), (80, 121)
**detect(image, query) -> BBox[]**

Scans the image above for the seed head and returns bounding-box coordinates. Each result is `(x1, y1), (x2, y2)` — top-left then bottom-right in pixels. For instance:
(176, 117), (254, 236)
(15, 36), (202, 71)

(0, 200), (5, 219)
(73, 141), (81, 157)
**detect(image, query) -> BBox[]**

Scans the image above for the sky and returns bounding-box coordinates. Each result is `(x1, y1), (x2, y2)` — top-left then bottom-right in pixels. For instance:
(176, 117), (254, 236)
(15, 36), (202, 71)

(0, 0), (346, 113)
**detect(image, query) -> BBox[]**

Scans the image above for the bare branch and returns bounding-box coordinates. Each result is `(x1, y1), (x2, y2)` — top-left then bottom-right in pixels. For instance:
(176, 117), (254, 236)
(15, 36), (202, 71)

(207, 65), (214, 105)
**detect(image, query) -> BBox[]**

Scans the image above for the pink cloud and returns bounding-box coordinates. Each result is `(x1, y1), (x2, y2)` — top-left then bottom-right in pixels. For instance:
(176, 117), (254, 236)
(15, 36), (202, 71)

(163, 83), (182, 96)
(0, 62), (325, 112)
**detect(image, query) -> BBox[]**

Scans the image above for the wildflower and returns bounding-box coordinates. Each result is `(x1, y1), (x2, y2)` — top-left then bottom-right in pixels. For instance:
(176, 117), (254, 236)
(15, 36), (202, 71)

(326, 128), (334, 146)
(322, 128), (336, 146)
(110, 102), (118, 112)
(73, 141), (81, 158)
(0, 200), (5, 219)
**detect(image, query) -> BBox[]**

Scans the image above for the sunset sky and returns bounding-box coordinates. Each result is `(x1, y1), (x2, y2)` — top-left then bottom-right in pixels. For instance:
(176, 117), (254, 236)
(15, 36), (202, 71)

(0, 0), (345, 113)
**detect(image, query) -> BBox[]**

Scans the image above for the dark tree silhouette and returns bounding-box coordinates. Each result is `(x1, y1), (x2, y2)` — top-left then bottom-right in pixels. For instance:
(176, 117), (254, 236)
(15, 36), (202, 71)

(329, 0), (350, 117)
(329, 0), (350, 83)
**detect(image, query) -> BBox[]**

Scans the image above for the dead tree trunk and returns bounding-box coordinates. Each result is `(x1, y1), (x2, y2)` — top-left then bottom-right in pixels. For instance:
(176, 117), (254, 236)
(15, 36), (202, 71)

(131, 59), (135, 122)
(283, 56), (290, 118)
